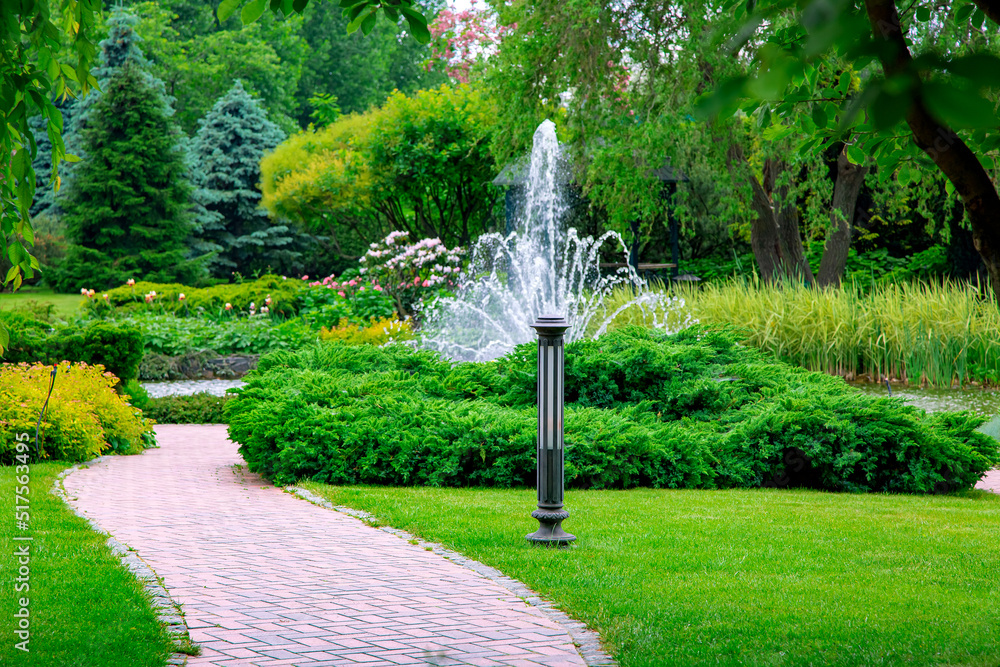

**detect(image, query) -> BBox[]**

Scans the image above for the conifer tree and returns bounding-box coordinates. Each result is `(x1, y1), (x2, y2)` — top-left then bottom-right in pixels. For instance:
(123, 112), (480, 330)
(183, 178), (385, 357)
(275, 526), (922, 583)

(52, 62), (199, 292)
(32, 6), (173, 218)
(188, 80), (296, 278)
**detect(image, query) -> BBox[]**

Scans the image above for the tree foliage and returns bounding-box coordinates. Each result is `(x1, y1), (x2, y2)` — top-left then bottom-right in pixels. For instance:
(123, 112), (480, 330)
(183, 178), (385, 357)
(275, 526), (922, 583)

(1, 0), (101, 297)
(188, 80), (293, 278)
(52, 62), (200, 292)
(261, 84), (499, 257)
(701, 0), (1000, 294)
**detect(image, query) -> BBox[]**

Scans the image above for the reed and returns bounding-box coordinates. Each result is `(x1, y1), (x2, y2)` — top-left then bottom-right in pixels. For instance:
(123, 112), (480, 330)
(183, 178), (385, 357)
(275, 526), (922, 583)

(597, 278), (1000, 388)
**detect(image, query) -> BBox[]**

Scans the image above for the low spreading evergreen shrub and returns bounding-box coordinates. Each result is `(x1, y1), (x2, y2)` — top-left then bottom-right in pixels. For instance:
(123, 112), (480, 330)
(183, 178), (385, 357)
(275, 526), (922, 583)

(1, 315), (144, 381)
(0, 362), (155, 463)
(141, 394), (232, 424)
(226, 327), (1000, 493)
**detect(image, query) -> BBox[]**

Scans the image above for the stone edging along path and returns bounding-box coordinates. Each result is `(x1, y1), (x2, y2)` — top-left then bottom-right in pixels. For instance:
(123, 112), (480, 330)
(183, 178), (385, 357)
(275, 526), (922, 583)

(286, 487), (615, 667)
(52, 461), (194, 667)
(59, 424), (617, 667)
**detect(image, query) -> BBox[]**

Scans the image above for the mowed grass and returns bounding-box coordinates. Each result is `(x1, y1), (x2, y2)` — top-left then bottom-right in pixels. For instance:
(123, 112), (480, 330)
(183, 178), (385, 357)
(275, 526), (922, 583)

(0, 287), (85, 321)
(301, 483), (1000, 667)
(0, 463), (175, 666)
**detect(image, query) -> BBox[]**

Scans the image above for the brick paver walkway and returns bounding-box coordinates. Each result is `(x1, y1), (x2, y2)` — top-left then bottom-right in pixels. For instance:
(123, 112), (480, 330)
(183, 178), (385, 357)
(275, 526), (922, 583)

(977, 468), (1000, 493)
(63, 425), (589, 667)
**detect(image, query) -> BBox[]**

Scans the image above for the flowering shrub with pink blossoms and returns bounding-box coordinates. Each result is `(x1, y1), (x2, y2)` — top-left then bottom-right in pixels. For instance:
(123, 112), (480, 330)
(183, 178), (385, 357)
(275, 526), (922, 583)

(426, 0), (510, 83)
(299, 269), (396, 328)
(359, 231), (465, 318)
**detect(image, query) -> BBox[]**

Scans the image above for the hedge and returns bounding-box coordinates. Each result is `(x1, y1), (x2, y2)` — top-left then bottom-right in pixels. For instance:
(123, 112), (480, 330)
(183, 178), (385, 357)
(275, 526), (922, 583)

(1, 313), (144, 381)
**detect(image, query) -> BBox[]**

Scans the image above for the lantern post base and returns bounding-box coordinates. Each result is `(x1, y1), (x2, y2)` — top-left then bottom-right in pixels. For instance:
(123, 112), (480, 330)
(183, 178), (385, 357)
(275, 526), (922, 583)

(526, 509), (575, 545)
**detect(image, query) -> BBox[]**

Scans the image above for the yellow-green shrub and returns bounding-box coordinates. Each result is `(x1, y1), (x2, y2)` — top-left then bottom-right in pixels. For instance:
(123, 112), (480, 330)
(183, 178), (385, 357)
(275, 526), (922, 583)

(319, 317), (414, 346)
(0, 362), (155, 463)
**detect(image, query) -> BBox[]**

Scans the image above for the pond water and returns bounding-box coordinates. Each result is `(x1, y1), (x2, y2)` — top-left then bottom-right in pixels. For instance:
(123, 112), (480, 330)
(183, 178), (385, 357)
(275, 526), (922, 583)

(852, 383), (1000, 416)
(142, 379), (245, 398)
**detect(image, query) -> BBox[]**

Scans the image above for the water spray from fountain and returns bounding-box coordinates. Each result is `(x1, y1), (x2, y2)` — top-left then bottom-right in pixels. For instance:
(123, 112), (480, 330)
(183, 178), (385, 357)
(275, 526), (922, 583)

(420, 120), (693, 362)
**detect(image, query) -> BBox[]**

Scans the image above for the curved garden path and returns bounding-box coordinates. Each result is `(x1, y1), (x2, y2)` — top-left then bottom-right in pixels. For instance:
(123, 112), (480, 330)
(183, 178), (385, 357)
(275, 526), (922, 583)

(62, 425), (597, 667)
(978, 468), (1000, 493)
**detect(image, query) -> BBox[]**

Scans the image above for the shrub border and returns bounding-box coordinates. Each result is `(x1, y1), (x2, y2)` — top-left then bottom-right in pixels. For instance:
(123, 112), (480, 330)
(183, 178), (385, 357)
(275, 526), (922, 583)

(53, 459), (195, 665)
(287, 486), (618, 667)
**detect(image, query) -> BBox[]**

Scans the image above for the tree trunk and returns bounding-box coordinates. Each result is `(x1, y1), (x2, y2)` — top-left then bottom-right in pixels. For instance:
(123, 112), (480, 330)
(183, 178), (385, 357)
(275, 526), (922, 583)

(767, 160), (815, 285)
(747, 164), (784, 283)
(727, 143), (783, 282)
(864, 0), (1000, 301)
(817, 150), (868, 287)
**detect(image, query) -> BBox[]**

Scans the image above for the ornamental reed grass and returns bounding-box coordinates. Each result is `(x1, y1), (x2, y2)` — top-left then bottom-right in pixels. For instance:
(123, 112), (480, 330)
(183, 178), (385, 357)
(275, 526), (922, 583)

(676, 281), (1000, 387)
(642, 278), (1000, 388)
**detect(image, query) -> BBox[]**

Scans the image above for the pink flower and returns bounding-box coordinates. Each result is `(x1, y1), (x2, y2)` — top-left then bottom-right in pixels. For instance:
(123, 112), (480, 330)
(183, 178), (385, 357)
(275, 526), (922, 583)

(179, 293), (186, 301)
(265, 296), (272, 305)
(422, 280), (431, 287)
(302, 275), (309, 280)
(374, 285), (383, 292)
(126, 278), (135, 286)
(225, 303), (232, 311)
(414, 277), (421, 285)
(338, 291), (346, 297)
(348, 280), (357, 286)
(80, 288), (88, 295)
(331, 281), (338, 287)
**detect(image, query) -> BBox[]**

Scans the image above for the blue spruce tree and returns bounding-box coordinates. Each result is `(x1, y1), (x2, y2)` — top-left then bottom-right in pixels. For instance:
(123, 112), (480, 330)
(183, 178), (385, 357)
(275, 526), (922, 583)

(189, 81), (299, 278)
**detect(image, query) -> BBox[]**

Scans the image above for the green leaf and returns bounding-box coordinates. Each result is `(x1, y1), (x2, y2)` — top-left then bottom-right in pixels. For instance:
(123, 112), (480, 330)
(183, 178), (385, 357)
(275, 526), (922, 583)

(360, 10), (377, 34)
(845, 143), (866, 165)
(241, 0), (267, 25)
(63, 153), (82, 163)
(346, 7), (371, 32)
(897, 163), (916, 185)
(915, 6), (931, 22)
(292, 0), (309, 13)
(870, 85), (911, 131)
(812, 105), (828, 129)
(922, 81), (997, 129)
(955, 3), (975, 21)
(4, 266), (19, 286)
(218, 0), (242, 21)
(398, 5), (431, 43)
(946, 54), (1000, 88)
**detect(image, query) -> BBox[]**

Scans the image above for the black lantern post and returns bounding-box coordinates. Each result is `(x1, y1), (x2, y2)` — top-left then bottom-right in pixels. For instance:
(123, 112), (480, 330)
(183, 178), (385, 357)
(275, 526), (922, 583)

(527, 315), (576, 545)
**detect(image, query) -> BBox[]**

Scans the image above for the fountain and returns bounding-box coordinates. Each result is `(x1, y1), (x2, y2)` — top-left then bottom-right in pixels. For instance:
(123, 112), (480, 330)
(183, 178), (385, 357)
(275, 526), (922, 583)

(419, 120), (692, 362)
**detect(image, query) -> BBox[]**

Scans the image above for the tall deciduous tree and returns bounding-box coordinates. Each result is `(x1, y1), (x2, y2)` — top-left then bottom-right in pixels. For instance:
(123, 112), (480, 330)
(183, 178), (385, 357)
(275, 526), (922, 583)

(188, 80), (293, 277)
(53, 62), (200, 292)
(707, 0), (1000, 294)
(261, 84), (498, 254)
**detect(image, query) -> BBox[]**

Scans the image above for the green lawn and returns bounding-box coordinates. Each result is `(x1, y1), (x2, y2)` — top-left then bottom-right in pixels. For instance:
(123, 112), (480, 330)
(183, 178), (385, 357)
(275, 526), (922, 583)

(300, 483), (1000, 667)
(0, 287), (85, 321)
(0, 463), (176, 666)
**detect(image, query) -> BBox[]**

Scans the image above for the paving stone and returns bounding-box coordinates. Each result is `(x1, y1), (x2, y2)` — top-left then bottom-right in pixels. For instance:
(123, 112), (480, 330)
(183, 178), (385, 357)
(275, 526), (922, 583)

(63, 424), (612, 666)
